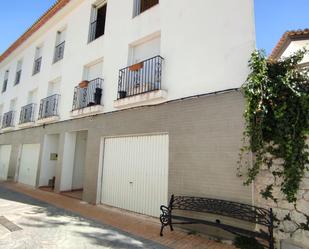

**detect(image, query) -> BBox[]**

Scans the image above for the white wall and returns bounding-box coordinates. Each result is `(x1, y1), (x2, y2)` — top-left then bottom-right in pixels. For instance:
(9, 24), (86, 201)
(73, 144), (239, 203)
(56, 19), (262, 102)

(0, 0), (255, 125)
(72, 130), (87, 190)
(281, 39), (309, 63)
(60, 132), (76, 191)
(39, 134), (60, 186)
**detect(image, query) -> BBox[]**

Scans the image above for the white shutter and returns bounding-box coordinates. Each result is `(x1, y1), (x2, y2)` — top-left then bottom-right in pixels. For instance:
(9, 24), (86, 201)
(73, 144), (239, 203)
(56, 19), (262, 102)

(0, 145), (12, 180)
(101, 134), (168, 217)
(18, 144), (40, 187)
(132, 37), (160, 63)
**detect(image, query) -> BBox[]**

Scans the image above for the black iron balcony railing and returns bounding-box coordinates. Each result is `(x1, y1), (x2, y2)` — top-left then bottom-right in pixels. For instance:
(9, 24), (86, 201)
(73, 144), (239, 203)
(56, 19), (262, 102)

(72, 78), (103, 111)
(2, 79), (8, 93)
(38, 94), (60, 120)
(19, 103), (36, 124)
(53, 41), (65, 63)
(33, 57), (42, 75)
(117, 55), (164, 99)
(2, 111), (14, 128)
(14, 70), (22, 85)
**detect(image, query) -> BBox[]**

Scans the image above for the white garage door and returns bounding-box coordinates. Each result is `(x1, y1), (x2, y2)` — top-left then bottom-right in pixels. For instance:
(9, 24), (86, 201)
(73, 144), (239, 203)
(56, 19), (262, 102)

(0, 145), (12, 180)
(18, 144), (40, 187)
(101, 134), (168, 217)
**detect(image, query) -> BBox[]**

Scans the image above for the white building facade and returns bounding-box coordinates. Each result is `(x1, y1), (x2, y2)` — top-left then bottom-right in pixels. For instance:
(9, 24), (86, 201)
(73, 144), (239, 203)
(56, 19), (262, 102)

(0, 0), (255, 226)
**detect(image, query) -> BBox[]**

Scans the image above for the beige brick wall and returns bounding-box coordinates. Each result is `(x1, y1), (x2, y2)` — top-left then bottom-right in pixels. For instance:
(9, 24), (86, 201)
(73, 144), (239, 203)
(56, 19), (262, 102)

(0, 90), (252, 206)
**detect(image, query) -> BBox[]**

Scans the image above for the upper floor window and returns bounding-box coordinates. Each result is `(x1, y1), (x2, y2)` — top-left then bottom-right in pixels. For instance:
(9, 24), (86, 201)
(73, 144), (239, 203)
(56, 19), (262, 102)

(89, 2), (107, 42)
(33, 46), (42, 75)
(2, 70), (9, 93)
(14, 60), (23, 85)
(0, 105), (3, 120)
(53, 29), (66, 63)
(133, 0), (158, 17)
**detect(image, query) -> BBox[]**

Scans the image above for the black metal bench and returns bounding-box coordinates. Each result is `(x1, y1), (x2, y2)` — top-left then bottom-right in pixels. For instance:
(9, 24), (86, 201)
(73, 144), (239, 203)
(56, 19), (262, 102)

(159, 195), (274, 249)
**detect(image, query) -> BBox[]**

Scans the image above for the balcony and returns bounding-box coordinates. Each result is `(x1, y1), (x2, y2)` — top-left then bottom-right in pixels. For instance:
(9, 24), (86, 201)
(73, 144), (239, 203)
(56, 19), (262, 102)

(19, 103), (36, 128)
(114, 55), (167, 109)
(2, 111), (15, 131)
(71, 78), (103, 117)
(37, 94), (60, 124)
(53, 41), (65, 63)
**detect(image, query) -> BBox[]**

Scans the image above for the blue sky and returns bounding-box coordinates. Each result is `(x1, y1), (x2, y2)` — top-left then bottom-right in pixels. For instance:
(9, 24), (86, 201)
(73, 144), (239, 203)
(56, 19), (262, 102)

(0, 0), (308, 55)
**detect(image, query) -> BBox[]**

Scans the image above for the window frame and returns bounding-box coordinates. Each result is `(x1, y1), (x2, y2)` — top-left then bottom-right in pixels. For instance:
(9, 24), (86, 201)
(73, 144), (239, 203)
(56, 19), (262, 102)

(2, 70), (9, 93)
(14, 60), (23, 86)
(133, 0), (159, 17)
(88, 1), (107, 43)
(53, 29), (66, 63)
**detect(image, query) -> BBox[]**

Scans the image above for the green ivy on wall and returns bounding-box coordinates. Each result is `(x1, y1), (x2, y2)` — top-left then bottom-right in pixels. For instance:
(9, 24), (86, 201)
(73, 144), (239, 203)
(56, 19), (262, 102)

(239, 49), (309, 203)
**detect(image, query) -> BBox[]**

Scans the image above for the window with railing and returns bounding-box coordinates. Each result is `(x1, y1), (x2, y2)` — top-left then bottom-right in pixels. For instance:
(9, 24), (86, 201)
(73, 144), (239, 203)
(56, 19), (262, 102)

(117, 55), (163, 99)
(53, 41), (65, 63)
(14, 60), (22, 85)
(38, 94), (60, 119)
(2, 79), (8, 93)
(134, 0), (159, 16)
(72, 78), (103, 110)
(15, 70), (22, 85)
(19, 103), (36, 124)
(2, 70), (9, 93)
(53, 29), (66, 63)
(2, 111), (14, 128)
(89, 4), (107, 42)
(33, 57), (42, 75)
(33, 46), (43, 75)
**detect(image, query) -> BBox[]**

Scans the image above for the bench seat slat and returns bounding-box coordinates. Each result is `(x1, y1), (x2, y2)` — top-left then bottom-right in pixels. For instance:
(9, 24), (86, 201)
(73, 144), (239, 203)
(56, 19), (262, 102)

(171, 215), (270, 240)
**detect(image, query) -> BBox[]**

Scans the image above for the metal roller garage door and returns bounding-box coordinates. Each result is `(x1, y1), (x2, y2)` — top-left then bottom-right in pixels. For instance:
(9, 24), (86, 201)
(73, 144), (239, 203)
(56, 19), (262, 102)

(18, 144), (40, 187)
(0, 145), (12, 180)
(101, 134), (168, 217)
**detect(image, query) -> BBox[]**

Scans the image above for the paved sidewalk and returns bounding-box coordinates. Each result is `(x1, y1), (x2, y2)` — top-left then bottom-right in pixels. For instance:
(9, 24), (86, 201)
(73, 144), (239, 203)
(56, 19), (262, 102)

(0, 182), (236, 249)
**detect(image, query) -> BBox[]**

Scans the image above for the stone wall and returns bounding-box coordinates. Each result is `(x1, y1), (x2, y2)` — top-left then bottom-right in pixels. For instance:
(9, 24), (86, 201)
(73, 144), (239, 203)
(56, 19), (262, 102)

(255, 158), (309, 249)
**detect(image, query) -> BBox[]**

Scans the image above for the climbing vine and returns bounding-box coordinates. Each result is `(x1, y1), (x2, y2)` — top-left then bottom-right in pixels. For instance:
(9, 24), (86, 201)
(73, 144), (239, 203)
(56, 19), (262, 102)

(238, 49), (309, 203)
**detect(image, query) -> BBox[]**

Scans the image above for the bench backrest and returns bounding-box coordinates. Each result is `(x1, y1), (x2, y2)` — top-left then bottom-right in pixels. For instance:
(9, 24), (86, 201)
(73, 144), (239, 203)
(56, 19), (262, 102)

(171, 195), (272, 227)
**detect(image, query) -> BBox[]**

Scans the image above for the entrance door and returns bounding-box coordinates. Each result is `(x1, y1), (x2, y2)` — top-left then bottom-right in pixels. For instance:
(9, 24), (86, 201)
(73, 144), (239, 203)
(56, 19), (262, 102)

(0, 145), (12, 180)
(101, 134), (168, 217)
(18, 144), (40, 187)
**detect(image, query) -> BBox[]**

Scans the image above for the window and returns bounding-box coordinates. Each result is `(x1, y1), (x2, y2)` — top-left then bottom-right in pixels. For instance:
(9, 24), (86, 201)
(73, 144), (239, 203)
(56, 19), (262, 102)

(47, 79), (61, 96)
(28, 89), (38, 104)
(33, 46), (42, 75)
(10, 98), (17, 111)
(83, 60), (103, 81)
(0, 105), (3, 121)
(2, 70), (9, 93)
(53, 29), (66, 63)
(14, 60), (22, 85)
(134, 0), (158, 16)
(88, 3), (107, 42)
(130, 36), (160, 64)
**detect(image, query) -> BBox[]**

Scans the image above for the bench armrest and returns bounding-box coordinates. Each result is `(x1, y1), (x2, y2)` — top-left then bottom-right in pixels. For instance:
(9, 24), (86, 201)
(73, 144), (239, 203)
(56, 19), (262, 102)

(160, 205), (171, 225)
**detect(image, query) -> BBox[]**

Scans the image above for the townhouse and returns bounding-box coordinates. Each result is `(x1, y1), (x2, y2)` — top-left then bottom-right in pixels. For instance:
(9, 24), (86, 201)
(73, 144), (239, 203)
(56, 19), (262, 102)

(0, 0), (255, 218)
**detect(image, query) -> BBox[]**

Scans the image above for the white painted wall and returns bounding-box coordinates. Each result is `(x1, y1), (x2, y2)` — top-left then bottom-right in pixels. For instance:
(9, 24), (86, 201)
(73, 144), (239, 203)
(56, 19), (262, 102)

(18, 144), (40, 187)
(281, 39), (309, 63)
(60, 132), (76, 191)
(39, 134), (60, 186)
(72, 130), (87, 190)
(0, 145), (12, 180)
(0, 0), (255, 125)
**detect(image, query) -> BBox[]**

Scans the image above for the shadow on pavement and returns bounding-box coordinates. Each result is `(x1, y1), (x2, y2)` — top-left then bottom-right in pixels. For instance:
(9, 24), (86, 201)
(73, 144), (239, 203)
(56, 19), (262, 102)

(0, 185), (167, 249)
